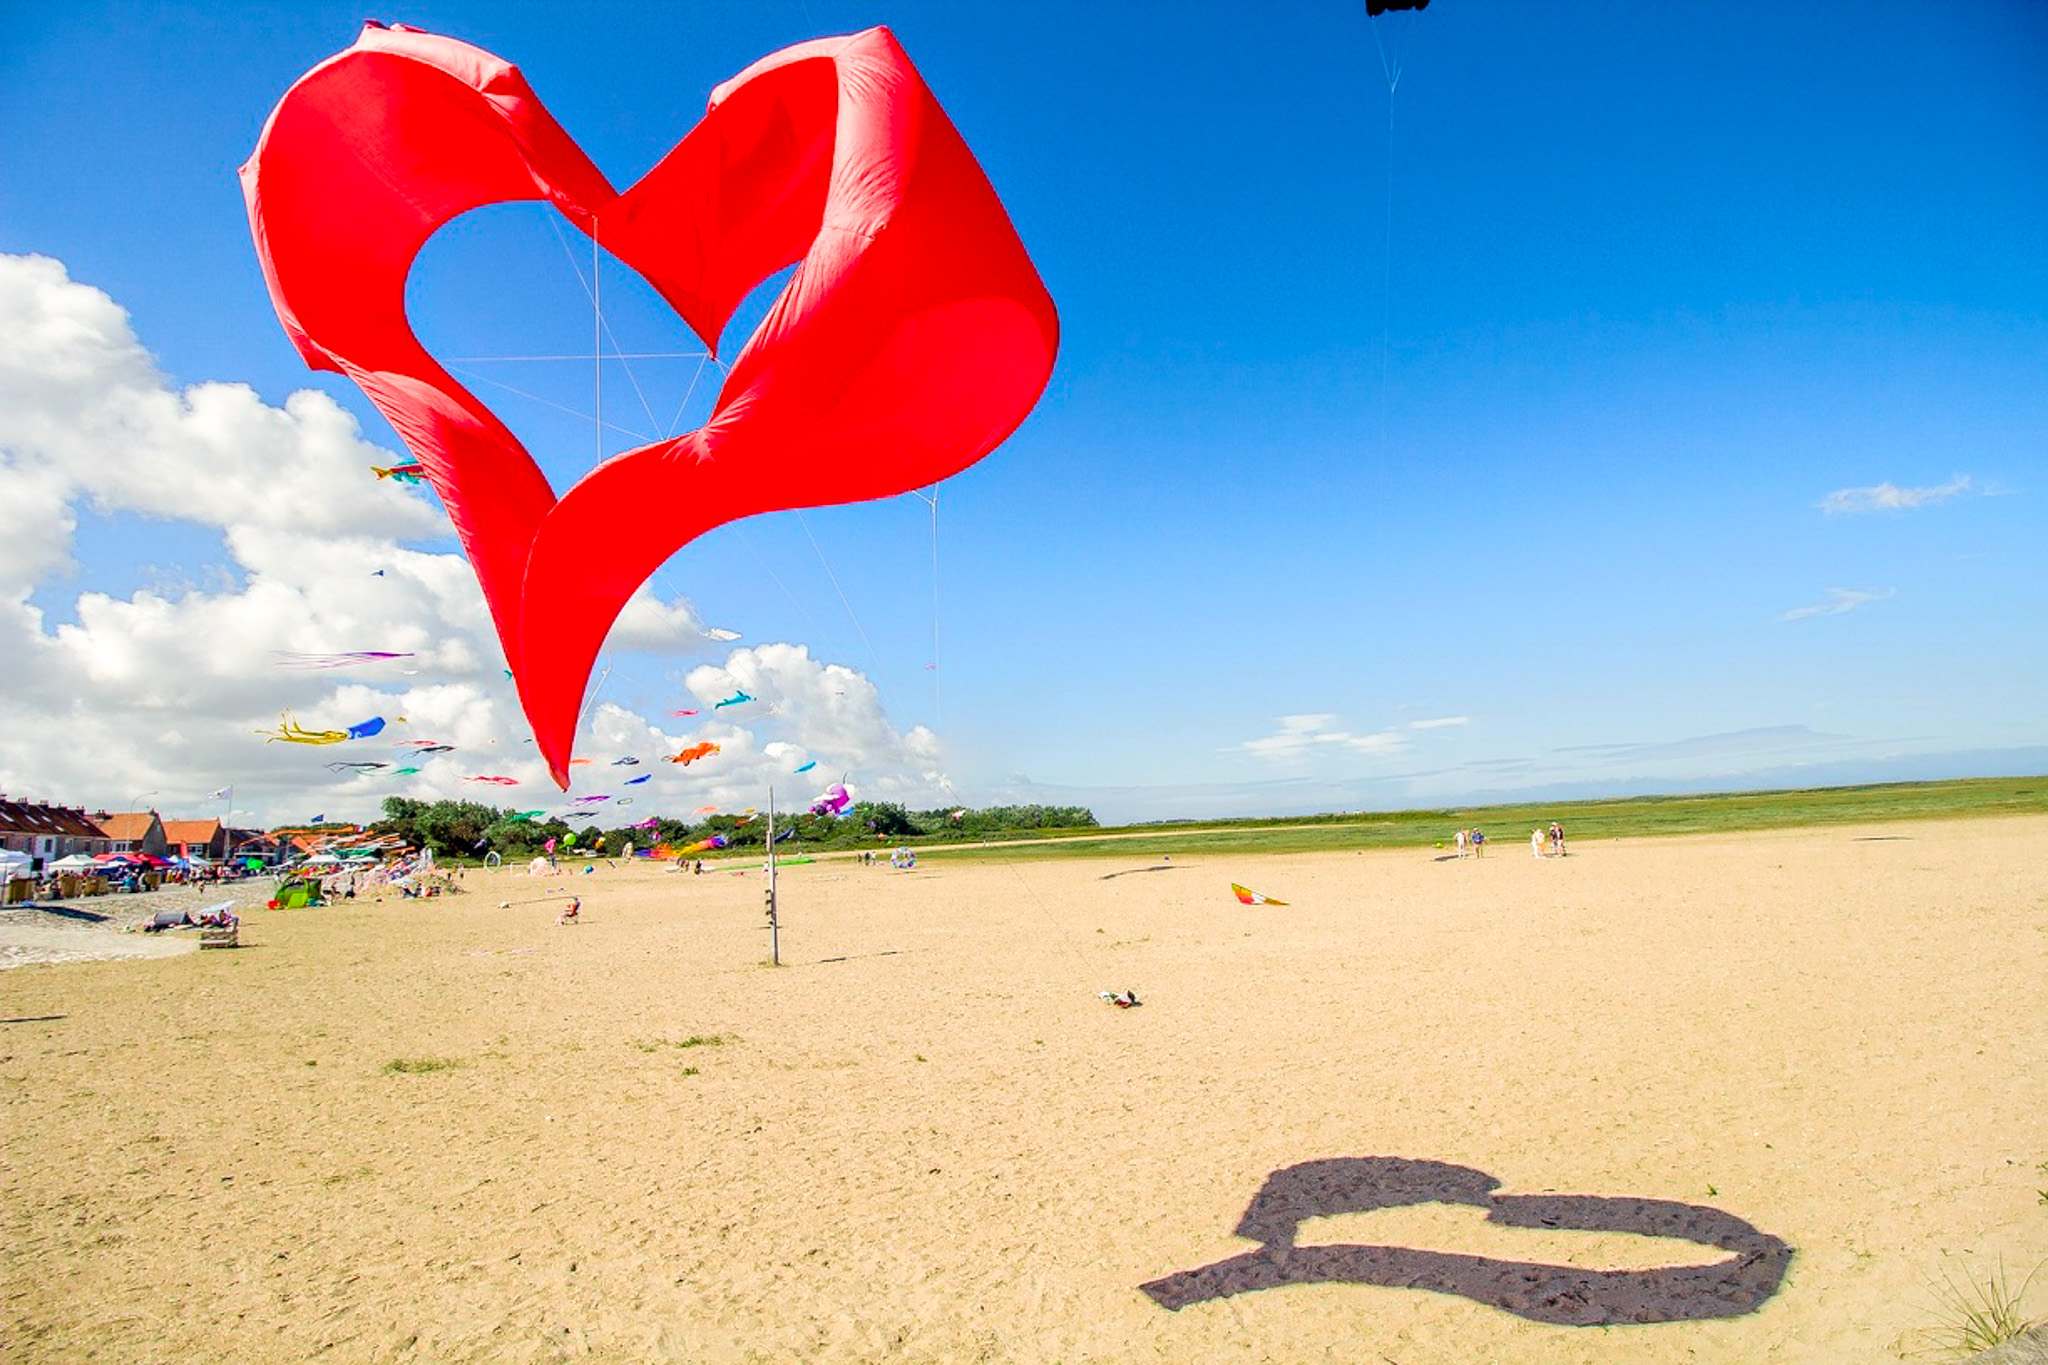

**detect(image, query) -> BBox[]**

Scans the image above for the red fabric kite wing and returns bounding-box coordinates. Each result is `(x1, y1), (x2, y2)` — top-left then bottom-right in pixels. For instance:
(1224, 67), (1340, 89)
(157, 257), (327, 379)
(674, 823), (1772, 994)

(242, 24), (1058, 788)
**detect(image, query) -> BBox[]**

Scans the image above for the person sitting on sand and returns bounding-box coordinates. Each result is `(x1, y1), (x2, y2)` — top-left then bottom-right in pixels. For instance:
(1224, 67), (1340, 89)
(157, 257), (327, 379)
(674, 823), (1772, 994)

(557, 896), (581, 925)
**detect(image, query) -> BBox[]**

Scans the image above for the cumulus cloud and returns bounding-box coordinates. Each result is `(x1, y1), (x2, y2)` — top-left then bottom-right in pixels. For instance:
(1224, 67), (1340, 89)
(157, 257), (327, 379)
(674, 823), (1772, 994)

(1778, 587), (1894, 621)
(1408, 716), (1468, 730)
(1819, 475), (1972, 514)
(0, 254), (949, 825)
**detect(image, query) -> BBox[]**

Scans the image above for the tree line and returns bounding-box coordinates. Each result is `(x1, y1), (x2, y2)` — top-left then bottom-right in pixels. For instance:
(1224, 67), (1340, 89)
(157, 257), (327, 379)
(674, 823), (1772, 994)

(372, 797), (1096, 862)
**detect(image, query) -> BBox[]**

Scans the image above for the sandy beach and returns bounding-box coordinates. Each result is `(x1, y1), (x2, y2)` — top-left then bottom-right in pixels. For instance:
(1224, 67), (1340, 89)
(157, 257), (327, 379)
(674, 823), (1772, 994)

(4, 816), (2043, 1362)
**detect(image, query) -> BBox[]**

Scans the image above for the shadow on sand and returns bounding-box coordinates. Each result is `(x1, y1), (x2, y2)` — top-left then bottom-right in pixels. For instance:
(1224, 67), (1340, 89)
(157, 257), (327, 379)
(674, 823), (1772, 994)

(1140, 1156), (1791, 1326)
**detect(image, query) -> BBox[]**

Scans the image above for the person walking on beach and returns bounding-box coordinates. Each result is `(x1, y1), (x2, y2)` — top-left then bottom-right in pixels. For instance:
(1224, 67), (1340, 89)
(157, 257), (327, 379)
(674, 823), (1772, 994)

(1470, 828), (1486, 858)
(1454, 828), (1469, 859)
(1532, 828), (1546, 858)
(1549, 821), (1566, 857)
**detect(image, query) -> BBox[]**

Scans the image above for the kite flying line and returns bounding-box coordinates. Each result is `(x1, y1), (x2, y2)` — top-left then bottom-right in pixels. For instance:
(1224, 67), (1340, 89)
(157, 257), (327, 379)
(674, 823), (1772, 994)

(1367, 3), (1429, 443)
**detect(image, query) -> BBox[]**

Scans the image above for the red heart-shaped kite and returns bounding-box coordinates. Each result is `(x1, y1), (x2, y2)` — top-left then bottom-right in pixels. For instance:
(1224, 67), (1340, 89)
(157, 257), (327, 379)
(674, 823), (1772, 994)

(242, 24), (1058, 787)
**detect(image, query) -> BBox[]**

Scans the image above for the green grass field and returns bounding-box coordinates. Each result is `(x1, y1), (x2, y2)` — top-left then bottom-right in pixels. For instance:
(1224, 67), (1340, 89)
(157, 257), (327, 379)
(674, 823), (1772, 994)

(912, 775), (2048, 864)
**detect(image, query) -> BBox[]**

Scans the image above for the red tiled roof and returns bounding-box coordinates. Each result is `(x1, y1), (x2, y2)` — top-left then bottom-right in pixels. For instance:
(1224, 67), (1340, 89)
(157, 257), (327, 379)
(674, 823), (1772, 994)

(162, 818), (224, 844)
(0, 800), (110, 839)
(98, 812), (159, 841)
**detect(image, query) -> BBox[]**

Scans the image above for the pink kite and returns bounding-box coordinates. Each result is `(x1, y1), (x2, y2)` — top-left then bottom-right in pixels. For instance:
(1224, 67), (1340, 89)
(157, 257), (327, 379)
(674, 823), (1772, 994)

(243, 24), (1059, 788)
(466, 775), (520, 786)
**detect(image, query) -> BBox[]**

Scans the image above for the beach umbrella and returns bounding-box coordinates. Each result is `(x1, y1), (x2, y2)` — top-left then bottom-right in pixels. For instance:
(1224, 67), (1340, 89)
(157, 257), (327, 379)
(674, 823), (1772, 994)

(50, 853), (99, 871)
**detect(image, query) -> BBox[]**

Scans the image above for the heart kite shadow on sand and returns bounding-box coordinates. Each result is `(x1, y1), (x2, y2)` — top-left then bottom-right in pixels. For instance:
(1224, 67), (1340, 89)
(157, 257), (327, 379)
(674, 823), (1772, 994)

(1139, 1156), (1792, 1325)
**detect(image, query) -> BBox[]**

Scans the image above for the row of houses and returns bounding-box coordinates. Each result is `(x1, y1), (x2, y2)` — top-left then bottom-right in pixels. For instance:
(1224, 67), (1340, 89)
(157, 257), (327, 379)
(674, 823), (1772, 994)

(0, 798), (283, 870)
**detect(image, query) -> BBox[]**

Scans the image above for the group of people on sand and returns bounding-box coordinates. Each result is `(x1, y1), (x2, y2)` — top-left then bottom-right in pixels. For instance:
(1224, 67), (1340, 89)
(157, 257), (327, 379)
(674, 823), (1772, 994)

(1450, 822), (1568, 859)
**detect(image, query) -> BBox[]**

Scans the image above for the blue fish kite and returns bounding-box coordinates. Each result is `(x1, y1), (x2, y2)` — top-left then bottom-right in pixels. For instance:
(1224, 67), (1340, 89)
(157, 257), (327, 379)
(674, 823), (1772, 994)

(624, 774), (651, 785)
(714, 690), (754, 709)
(793, 760), (817, 774)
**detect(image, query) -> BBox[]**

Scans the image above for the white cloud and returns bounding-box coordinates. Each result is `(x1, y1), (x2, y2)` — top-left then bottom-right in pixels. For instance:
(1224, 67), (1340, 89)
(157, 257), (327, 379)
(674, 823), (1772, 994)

(1778, 587), (1895, 621)
(0, 254), (950, 826)
(1240, 713), (1406, 761)
(1819, 475), (1972, 514)
(1408, 715), (1469, 730)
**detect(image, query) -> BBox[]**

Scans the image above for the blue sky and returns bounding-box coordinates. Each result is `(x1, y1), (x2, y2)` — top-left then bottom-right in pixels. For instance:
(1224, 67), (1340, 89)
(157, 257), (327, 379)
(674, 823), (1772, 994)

(2, 0), (2044, 827)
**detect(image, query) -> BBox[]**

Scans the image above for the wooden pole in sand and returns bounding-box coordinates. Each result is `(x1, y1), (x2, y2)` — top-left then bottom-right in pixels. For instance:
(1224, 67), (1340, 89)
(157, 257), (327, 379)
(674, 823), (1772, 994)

(765, 787), (780, 965)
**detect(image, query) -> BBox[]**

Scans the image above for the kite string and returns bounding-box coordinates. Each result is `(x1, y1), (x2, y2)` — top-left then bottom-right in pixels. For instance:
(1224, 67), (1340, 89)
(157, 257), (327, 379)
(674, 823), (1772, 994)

(444, 365), (651, 443)
(547, 214), (674, 460)
(796, 510), (890, 683)
(929, 490), (940, 732)
(907, 487), (941, 732)
(1381, 57), (1395, 441)
(1368, 11), (1423, 447)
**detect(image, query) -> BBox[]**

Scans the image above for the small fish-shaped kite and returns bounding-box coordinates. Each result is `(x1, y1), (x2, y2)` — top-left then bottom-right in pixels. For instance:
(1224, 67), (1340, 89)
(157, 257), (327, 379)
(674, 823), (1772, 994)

(703, 628), (742, 642)
(671, 708), (699, 717)
(273, 650), (414, 669)
(624, 774), (651, 785)
(572, 794), (611, 803)
(693, 805), (719, 816)
(259, 711), (384, 745)
(611, 756), (641, 766)
(371, 462), (427, 484)
(793, 760), (817, 774)
(410, 744), (455, 755)
(1231, 883), (1287, 906)
(510, 810), (546, 821)
(466, 775), (520, 785)
(713, 690), (754, 709)
(326, 761), (390, 772)
(669, 742), (720, 766)
(392, 766), (420, 775)
(259, 713), (344, 744)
